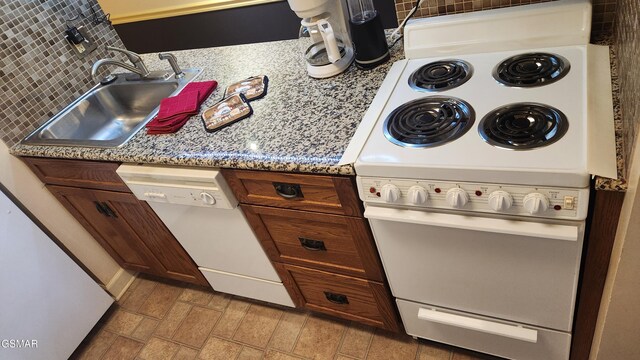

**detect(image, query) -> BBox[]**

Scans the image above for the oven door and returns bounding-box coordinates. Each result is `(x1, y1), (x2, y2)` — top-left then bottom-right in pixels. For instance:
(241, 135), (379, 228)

(365, 205), (584, 332)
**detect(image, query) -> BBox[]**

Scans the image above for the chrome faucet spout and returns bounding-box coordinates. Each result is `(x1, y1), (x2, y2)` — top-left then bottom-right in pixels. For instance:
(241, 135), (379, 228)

(91, 58), (150, 82)
(91, 46), (151, 83)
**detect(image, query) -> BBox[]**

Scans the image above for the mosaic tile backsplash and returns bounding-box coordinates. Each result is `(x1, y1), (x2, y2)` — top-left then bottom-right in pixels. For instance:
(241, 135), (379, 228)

(394, 0), (618, 37)
(613, 0), (639, 174)
(0, 0), (125, 146)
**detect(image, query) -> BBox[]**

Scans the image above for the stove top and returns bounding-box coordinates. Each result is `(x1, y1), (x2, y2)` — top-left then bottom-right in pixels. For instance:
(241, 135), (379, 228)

(355, 46), (591, 188)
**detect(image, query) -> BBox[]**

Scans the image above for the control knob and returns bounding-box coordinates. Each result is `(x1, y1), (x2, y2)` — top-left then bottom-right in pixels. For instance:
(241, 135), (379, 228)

(446, 188), (469, 208)
(407, 186), (428, 205)
(200, 192), (216, 205)
(523, 193), (549, 214)
(488, 190), (513, 211)
(380, 184), (401, 203)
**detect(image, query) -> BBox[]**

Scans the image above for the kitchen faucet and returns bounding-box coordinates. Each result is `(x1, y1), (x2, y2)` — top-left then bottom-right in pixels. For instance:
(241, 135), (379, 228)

(158, 53), (184, 78)
(91, 46), (150, 83)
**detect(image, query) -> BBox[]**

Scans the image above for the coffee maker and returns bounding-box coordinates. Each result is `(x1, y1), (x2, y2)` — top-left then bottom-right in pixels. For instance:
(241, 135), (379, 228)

(287, 0), (355, 78)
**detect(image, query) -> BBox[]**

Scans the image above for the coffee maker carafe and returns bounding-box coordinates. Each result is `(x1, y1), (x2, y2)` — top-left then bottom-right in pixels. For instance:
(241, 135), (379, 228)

(288, 0), (355, 78)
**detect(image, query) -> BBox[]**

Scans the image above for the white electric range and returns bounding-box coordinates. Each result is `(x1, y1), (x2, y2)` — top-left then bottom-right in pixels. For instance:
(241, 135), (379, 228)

(342, 1), (617, 359)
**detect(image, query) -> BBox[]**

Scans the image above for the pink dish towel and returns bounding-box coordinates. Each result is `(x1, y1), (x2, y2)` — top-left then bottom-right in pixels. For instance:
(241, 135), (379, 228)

(146, 80), (218, 135)
(155, 90), (200, 122)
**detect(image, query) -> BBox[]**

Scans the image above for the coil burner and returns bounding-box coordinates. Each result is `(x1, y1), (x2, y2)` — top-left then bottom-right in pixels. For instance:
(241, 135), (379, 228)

(409, 60), (473, 91)
(479, 103), (568, 150)
(384, 96), (475, 148)
(493, 53), (570, 87)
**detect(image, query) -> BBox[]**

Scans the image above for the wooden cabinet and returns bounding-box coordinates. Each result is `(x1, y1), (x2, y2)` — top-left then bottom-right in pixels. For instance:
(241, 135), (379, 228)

(22, 157), (207, 286)
(222, 169), (401, 332)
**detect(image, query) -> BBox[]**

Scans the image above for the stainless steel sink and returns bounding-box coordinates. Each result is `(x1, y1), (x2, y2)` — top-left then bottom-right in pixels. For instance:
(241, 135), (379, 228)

(22, 69), (202, 148)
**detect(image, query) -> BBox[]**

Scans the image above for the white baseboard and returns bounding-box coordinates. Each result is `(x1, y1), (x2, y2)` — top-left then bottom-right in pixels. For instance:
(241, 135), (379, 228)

(104, 269), (137, 300)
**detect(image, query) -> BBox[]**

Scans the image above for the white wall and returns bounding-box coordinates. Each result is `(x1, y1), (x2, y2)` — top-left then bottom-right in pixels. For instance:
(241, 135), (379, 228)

(590, 134), (640, 359)
(0, 141), (133, 298)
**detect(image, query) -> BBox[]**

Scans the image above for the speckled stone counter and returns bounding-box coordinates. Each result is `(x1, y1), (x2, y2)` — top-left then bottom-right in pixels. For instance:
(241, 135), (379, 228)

(593, 35), (627, 192)
(11, 39), (403, 175)
(11, 37), (627, 189)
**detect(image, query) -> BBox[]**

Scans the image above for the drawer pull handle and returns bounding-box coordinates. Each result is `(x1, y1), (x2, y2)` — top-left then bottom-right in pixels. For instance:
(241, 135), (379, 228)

(299, 237), (327, 251)
(273, 182), (303, 199)
(102, 202), (118, 218)
(94, 201), (109, 217)
(324, 292), (349, 304)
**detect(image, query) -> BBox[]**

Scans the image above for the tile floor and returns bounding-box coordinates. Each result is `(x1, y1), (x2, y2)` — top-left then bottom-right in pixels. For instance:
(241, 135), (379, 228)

(71, 275), (500, 360)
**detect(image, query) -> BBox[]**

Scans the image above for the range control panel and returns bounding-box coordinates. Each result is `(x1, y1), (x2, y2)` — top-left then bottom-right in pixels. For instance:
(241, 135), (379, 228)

(357, 177), (590, 220)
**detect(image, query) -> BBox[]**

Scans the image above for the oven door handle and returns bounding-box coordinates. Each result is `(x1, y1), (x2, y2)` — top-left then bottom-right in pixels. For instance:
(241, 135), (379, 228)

(417, 308), (538, 343)
(364, 206), (579, 241)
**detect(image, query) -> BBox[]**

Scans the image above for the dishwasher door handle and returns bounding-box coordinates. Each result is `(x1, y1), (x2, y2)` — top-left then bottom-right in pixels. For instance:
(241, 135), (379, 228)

(144, 192), (167, 200)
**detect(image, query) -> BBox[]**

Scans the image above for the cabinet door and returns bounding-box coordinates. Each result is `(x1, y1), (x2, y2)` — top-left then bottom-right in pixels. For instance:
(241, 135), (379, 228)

(47, 185), (207, 286)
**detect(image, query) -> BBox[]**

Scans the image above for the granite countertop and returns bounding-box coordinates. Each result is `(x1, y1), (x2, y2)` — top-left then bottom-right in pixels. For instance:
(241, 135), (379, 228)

(11, 39), (403, 175)
(593, 36), (627, 191)
(11, 37), (627, 190)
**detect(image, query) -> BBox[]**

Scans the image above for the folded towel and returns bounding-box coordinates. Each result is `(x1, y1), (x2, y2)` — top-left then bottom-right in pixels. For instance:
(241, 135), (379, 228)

(184, 81), (218, 103)
(146, 80), (218, 135)
(155, 90), (200, 122)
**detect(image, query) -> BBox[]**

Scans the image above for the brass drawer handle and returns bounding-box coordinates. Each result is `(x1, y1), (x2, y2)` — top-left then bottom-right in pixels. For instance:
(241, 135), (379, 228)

(324, 292), (349, 305)
(273, 182), (303, 199)
(298, 237), (327, 251)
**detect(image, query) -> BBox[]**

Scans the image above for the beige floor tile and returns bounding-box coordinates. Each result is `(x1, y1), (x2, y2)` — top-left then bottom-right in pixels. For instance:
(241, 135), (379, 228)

(211, 298), (251, 338)
(138, 337), (181, 360)
(339, 322), (374, 359)
(173, 306), (222, 348)
(452, 351), (494, 360)
(138, 282), (184, 319)
(207, 292), (232, 311)
(179, 285), (214, 306)
(269, 310), (308, 352)
(155, 301), (193, 339)
(418, 342), (452, 360)
(198, 337), (243, 360)
(174, 346), (200, 360)
(366, 330), (419, 360)
(120, 277), (157, 312)
(336, 356), (358, 360)
(131, 317), (159, 341)
(104, 308), (144, 336)
(101, 336), (144, 360)
(293, 315), (347, 360)
(264, 349), (305, 360)
(233, 303), (283, 348)
(237, 346), (265, 360)
(74, 329), (118, 360)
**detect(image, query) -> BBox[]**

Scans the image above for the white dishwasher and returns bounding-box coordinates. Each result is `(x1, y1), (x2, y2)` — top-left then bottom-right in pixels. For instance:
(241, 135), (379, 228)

(117, 164), (294, 307)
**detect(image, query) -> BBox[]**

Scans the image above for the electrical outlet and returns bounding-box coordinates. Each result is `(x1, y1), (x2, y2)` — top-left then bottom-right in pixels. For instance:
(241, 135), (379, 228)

(64, 26), (97, 58)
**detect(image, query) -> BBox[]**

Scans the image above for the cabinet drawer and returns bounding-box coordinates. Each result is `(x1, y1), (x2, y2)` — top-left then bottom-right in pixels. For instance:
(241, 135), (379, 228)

(22, 157), (129, 192)
(276, 264), (400, 331)
(222, 169), (362, 216)
(242, 205), (384, 282)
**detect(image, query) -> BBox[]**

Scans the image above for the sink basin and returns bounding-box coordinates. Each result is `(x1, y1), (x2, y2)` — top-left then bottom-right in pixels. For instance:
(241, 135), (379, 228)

(22, 69), (202, 148)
